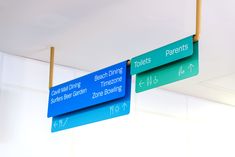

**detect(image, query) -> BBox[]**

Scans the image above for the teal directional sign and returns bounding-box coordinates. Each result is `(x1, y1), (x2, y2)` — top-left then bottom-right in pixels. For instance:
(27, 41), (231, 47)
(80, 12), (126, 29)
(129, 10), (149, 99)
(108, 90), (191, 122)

(136, 41), (199, 93)
(131, 36), (194, 75)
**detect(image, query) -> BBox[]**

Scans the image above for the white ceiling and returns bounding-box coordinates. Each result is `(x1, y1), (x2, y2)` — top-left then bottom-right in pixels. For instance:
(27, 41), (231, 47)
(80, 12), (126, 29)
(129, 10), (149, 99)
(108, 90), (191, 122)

(0, 0), (235, 105)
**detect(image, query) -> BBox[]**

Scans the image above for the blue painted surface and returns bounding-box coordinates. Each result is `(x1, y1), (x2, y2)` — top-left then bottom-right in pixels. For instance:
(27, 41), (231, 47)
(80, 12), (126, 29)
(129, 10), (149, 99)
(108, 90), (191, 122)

(51, 66), (131, 132)
(48, 61), (127, 117)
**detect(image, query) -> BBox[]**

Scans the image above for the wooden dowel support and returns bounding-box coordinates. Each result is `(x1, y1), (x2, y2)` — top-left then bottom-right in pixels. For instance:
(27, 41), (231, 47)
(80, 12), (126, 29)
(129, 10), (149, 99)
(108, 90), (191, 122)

(194, 0), (202, 42)
(47, 1), (200, 86)
(49, 47), (55, 89)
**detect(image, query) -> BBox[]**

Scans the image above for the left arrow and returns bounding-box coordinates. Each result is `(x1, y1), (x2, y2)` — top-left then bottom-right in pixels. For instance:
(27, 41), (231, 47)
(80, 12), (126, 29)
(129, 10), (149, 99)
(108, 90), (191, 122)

(139, 80), (144, 88)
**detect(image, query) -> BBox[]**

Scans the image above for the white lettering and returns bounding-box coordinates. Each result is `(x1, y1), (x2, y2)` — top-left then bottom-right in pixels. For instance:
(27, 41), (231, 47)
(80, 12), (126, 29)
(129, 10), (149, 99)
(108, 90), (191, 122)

(109, 68), (123, 76)
(104, 86), (122, 95)
(134, 58), (151, 68)
(94, 72), (108, 82)
(73, 88), (87, 97)
(51, 96), (63, 104)
(61, 86), (68, 93)
(69, 82), (81, 90)
(166, 44), (188, 57)
(100, 77), (122, 87)
(64, 93), (72, 100)
(92, 91), (103, 99)
(51, 89), (60, 96)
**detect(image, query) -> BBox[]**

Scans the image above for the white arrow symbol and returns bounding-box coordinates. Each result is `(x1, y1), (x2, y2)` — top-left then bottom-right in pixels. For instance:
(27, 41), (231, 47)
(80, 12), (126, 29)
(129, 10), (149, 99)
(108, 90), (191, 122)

(122, 102), (127, 110)
(139, 80), (144, 88)
(188, 64), (194, 72)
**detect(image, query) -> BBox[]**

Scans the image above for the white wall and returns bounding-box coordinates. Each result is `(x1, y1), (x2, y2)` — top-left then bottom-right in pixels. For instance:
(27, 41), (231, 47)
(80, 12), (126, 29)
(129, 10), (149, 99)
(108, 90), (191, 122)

(0, 52), (235, 157)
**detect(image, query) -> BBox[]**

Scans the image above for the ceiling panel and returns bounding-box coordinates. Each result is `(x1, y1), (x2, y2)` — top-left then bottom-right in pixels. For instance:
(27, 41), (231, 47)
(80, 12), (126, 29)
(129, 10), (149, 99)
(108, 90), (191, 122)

(0, 0), (235, 105)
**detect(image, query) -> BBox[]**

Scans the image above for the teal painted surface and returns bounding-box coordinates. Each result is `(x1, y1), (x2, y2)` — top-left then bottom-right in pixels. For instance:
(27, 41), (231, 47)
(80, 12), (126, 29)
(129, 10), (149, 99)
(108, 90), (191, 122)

(131, 36), (193, 75)
(136, 42), (199, 93)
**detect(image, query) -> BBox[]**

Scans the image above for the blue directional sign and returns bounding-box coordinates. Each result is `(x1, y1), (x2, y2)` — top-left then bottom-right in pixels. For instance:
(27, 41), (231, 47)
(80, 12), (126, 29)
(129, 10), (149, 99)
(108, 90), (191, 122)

(48, 61), (127, 117)
(51, 66), (131, 132)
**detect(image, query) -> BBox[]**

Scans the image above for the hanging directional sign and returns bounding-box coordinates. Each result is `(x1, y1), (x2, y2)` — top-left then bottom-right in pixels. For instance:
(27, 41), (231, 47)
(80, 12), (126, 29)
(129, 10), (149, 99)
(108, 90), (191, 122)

(48, 61), (127, 117)
(51, 65), (131, 132)
(136, 42), (199, 93)
(131, 36), (194, 75)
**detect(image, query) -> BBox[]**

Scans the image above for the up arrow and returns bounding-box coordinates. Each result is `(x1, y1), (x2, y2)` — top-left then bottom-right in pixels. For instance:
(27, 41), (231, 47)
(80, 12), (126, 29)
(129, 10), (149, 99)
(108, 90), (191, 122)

(188, 64), (194, 72)
(139, 80), (144, 88)
(122, 102), (127, 110)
